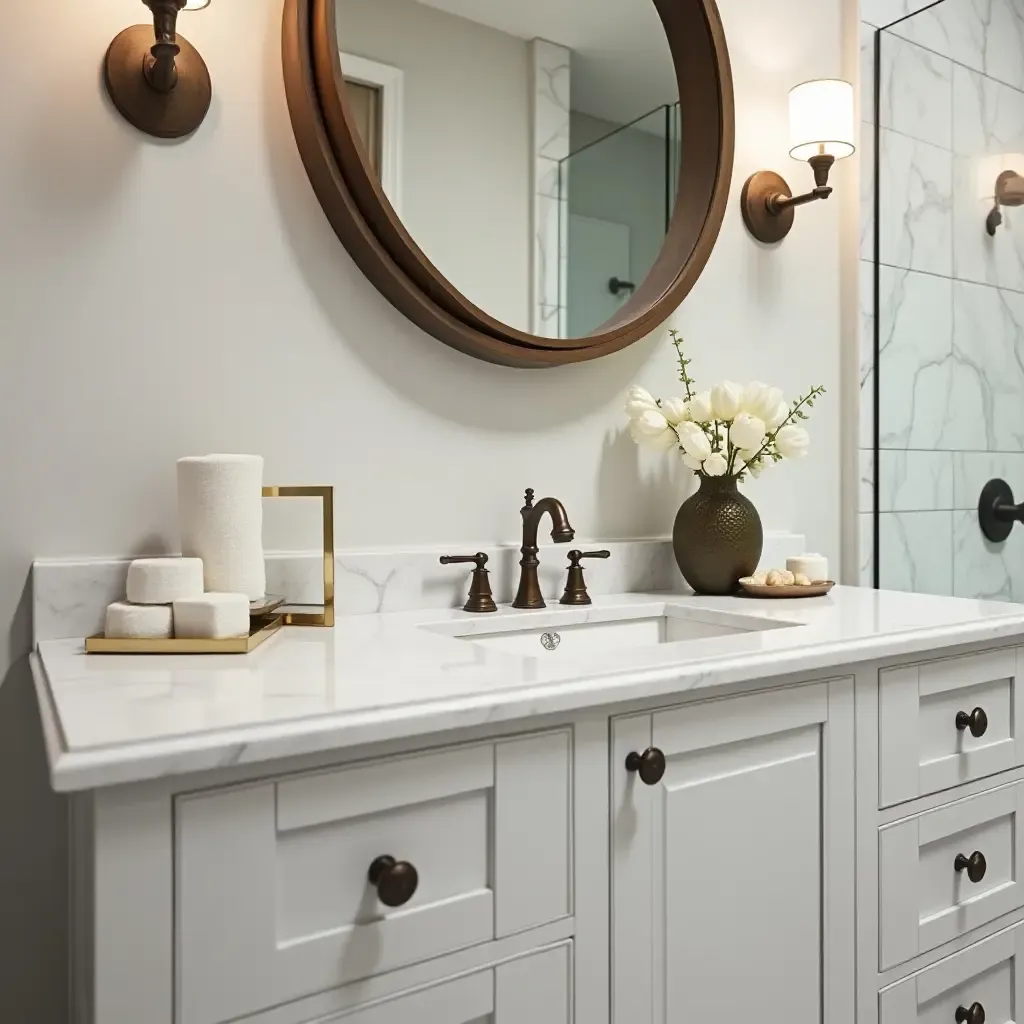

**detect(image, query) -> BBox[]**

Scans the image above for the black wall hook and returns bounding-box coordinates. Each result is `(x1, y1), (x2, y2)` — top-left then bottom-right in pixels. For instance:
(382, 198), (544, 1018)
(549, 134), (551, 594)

(979, 478), (1024, 542)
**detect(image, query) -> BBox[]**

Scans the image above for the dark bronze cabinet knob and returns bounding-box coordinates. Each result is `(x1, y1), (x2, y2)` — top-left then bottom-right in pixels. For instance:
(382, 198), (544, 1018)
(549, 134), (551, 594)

(625, 747), (666, 786)
(955, 1002), (985, 1024)
(956, 707), (989, 738)
(954, 851), (987, 884)
(368, 855), (418, 907)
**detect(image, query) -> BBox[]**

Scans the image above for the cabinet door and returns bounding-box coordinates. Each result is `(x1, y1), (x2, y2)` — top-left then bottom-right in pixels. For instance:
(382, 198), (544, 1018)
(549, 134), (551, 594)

(611, 681), (854, 1024)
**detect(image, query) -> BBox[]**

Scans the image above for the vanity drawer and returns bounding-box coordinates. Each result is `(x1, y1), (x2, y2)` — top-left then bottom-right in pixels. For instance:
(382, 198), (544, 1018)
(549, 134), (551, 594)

(880, 919), (1024, 1024)
(879, 648), (1024, 807)
(175, 731), (572, 1024)
(879, 781), (1024, 970)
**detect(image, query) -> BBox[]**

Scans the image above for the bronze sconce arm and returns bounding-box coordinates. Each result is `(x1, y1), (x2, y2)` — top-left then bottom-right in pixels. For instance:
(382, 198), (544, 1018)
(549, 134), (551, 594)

(742, 153), (837, 244)
(104, 0), (212, 139)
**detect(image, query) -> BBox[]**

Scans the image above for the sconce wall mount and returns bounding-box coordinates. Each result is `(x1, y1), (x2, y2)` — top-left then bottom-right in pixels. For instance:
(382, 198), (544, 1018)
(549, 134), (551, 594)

(741, 80), (854, 245)
(104, 0), (211, 139)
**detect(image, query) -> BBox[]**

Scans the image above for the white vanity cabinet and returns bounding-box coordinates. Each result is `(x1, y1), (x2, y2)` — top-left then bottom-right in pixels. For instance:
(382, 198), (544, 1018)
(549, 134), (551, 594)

(610, 679), (855, 1024)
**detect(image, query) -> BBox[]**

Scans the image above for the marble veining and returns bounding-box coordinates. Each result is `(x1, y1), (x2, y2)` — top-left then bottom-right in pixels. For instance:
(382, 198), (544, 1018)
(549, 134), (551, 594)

(952, 279), (1024, 450)
(859, 514), (875, 587)
(878, 450), (955, 510)
(954, 508), (1021, 600)
(879, 128), (954, 276)
(31, 587), (1024, 791)
(531, 40), (570, 337)
(877, 266), (954, 448)
(862, 0), (947, 30)
(878, 511), (955, 594)
(880, 34), (953, 149)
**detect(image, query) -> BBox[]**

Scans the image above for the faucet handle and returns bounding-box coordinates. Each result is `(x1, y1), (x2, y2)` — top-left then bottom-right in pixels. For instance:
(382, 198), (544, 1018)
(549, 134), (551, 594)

(523, 488), (535, 509)
(560, 549), (611, 606)
(567, 549), (611, 567)
(439, 553), (498, 614)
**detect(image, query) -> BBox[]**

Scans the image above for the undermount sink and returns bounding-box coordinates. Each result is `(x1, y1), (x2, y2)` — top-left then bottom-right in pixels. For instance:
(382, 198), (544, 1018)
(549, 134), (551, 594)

(434, 604), (798, 658)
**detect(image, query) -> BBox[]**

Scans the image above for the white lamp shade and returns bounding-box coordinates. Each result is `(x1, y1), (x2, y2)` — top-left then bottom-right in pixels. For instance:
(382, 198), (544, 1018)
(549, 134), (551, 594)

(789, 80), (855, 162)
(183, 0), (211, 9)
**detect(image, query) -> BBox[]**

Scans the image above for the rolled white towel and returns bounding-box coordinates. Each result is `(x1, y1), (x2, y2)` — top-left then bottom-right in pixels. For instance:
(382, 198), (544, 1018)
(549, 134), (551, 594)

(105, 601), (174, 640)
(178, 454), (266, 600)
(126, 557), (204, 605)
(173, 593), (251, 640)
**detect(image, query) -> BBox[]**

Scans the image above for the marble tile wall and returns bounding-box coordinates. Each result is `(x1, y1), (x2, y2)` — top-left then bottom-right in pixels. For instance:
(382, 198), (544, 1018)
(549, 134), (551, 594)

(530, 40), (570, 338)
(861, 0), (1024, 600)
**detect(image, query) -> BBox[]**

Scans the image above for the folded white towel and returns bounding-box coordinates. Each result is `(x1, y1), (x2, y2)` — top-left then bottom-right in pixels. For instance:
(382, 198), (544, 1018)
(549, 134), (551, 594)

(178, 454), (266, 600)
(173, 593), (251, 640)
(126, 557), (204, 605)
(105, 601), (174, 640)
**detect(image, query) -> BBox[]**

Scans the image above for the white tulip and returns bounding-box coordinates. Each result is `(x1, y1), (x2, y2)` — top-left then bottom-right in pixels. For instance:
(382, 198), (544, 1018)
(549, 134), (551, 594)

(743, 383), (785, 423)
(775, 424), (810, 459)
(687, 391), (713, 423)
(729, 413), (766, 452)
(765, 398), (791, 430)
(710, 381), (743, 421)
(677, 421), (712, 461)
(703, 452), (729, 477)
(624, 385), (658, 419)
(681, 453), (704, 471)
(740, 450), (764, 478)
(660, 396), (690, 425)
(629, 410), (677, 452)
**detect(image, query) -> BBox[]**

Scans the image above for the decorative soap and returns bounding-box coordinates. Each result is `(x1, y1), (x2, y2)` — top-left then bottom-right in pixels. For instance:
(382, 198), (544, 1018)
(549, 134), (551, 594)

(105, 601), (174, 639)
(126, 557), (204, 605)
(173, 593), (251, 640)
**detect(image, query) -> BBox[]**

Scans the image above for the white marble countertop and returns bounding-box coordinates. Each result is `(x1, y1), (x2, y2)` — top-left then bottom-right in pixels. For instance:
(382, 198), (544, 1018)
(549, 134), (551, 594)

(31, 587), (1024, 791)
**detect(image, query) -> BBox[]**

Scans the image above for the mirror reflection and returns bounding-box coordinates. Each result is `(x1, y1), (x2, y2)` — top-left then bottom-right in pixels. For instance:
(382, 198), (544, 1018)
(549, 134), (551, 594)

(337, 0), (681, 338)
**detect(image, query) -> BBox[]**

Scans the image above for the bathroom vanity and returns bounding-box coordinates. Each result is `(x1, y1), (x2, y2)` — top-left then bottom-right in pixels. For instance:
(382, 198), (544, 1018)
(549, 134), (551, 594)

(30, 587), (1024, 1024)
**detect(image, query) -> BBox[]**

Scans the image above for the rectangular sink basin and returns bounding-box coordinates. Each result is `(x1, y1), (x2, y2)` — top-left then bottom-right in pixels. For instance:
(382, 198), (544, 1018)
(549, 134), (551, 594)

(436, 604), (797, 658)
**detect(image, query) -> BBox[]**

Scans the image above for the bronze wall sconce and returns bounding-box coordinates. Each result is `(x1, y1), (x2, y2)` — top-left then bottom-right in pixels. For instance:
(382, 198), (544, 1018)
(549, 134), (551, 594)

(741, 80), (855, 244)
(986, 171), (1024, 235)
(104, 0), (212, 139)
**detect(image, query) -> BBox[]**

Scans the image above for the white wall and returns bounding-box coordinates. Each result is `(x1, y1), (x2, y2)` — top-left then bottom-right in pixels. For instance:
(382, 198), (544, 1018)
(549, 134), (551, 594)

(339, 0), (531, 330)
(0, 0), (849, 1017)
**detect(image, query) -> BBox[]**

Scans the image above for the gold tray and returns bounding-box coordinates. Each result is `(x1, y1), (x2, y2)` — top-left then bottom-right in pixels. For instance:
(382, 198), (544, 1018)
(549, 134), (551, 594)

(85, 614), (284, 655)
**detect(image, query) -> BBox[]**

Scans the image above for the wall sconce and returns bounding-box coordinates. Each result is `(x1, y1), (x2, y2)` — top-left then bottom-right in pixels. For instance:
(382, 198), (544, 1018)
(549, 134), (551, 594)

(104, 0), (212, 139)
(741, 79), (856, 244)
(986, 170), (1024, 235)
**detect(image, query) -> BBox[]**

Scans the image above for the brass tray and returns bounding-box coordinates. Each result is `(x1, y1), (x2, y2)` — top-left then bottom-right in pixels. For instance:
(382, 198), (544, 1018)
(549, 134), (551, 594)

(738, 579), (835, 599)
(85, 614), (284, 655)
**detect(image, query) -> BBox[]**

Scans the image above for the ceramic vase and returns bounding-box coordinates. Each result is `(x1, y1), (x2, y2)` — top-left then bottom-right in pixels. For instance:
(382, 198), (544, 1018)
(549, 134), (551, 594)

(672, 475), (763, 595)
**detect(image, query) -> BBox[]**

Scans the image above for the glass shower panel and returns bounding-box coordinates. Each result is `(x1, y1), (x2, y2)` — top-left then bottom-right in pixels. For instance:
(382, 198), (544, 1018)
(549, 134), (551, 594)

(873, 0), (1024, 600)
(558, 103), (681, 337)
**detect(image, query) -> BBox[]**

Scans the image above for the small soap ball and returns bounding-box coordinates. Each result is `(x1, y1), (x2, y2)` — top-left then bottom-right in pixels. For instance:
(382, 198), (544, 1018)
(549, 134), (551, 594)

(105, 601), (173, 640)
(126, 557), (204, 605)
(173, 593), (251, 640)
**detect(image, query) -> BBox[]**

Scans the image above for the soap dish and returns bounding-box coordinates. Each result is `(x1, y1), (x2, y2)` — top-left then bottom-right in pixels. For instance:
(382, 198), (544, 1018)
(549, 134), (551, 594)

(738, 579), (835, 599)
(84, 613), (284, 655)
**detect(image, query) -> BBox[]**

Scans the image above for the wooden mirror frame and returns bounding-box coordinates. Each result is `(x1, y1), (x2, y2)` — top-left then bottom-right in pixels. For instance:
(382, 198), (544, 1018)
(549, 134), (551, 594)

(282, 0), (735, 368)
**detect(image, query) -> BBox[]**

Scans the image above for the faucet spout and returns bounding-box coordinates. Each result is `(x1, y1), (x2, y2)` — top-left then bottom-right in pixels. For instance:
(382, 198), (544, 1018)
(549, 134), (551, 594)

(513, 489), (575, 609)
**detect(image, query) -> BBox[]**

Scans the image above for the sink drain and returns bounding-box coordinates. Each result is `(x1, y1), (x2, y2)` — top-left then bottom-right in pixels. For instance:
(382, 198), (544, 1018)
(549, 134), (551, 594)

(540, 632), (561, 651)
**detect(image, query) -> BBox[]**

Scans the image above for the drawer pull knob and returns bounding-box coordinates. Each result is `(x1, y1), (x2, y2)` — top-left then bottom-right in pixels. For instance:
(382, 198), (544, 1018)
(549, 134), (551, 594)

(956, 707), (989, 738)
(625, 747), (666, 786)
(954, 851), (987, 883)
(368, 855), (418, 907)
(955, 1003), (985, 1024)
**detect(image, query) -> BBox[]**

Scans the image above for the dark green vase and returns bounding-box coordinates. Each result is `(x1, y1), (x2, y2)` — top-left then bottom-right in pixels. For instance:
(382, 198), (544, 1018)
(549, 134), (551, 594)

(672, 475), (763, 595)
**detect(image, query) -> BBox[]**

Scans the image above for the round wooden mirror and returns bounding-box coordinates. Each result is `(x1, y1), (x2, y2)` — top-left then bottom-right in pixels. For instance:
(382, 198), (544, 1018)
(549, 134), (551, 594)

(282, 0), (734, 368)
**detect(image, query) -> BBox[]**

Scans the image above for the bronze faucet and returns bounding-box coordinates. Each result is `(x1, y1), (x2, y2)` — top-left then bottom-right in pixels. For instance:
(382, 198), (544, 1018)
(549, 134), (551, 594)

(512, 489), (575, 609)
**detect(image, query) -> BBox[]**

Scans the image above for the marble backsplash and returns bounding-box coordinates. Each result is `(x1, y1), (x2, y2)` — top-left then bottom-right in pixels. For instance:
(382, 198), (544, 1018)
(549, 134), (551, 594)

(32, 531), (805, 645)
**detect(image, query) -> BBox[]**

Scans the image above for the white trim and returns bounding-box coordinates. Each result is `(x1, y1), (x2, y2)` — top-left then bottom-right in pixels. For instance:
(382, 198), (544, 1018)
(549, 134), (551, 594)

(340, 52), (404, 216)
